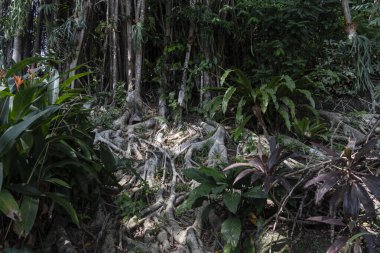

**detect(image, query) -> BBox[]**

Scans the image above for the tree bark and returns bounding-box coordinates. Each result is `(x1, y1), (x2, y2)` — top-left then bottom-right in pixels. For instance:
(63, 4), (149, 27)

(126, 0), (134, 92)
(134, 0), (145, 105)
(12, 33), (22, 63)
(111, 0), (119, 103)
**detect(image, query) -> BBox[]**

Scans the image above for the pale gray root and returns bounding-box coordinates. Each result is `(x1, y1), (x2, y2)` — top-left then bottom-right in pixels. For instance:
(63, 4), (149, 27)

(122, 118), (157, 133)
(122, 235), (160, 253)
(184, 126), (227, 168)
(320, 111), (366, 142)
(143, 157), (158, 187)
(113, 109), (131, 130)
(93, 129), (128, 156)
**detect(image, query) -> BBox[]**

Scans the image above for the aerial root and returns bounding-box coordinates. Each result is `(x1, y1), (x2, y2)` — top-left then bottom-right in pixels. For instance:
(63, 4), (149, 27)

(184, 125), (227, 168)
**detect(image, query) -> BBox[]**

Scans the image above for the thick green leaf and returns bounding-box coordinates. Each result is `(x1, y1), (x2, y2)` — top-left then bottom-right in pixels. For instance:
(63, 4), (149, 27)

(235, 70), (252, 91)
(10, 87), (38, 121)
(183, 168), (214, 184)
(243, 186), (268, 199)
(0, 190), (21, 221)
(221, 217), (242, 248)
(0, 106), (59, 157)
(44, 178), (71, 188)
(47, 193), (79, 226)
(282, 75), (296, 92)
(178, 184), (212, 211)
(8, 184), (43, 197)
(259, 90), (270, 113)
(222, 87), (237, 114)
(278, 107), (291, 131)
(297, 89), (315, 108)
(236, 98), (246, 123)
(199, 167), (226, 183)
(221, 69), (234, 86)
(223, 192), (241, 214)
(60, 72), (90, 89)
(280, 97), (296, 119)
(13, 197), (39, 236)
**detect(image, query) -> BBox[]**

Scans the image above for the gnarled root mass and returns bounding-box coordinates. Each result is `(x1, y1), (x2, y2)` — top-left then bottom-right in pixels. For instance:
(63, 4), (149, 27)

(94, 118), (228, 252)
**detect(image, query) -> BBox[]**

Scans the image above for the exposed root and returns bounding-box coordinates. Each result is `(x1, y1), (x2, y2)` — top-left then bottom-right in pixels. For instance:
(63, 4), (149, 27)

(184, 125), (228, 168)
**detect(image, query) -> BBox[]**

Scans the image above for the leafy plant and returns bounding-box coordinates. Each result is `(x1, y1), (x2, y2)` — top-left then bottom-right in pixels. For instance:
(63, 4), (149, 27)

(179, 166), (267, 252)
(223, 137), (292, 193)
(0, 58), (115, 240)
(305, 138), (380, 219)
(205, 69), (316, 140)
(293, 117), (330, 141)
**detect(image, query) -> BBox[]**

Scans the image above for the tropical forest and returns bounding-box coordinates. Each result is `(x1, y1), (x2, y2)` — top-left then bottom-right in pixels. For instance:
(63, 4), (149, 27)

(1, 0), (380, 252)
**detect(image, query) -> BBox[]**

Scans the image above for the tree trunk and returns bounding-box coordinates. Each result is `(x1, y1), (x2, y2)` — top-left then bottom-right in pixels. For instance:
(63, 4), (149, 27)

(12, 34), (22, 63)
(69, 0), (90, 88)
(178, 24), (195, 108)
(342, 0), (356, 39)
(126, 0), (134, 92)
(134, 0), (145, 105)
(111, 0), (119, 103)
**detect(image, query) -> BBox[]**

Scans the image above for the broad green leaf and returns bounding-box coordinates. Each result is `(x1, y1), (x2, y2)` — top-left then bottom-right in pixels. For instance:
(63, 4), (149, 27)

(199, 167), (226, 183)
(178, 184), (212, 211)
(222, 87), (237, 114)
(0, 106), (59, 157)
(0, 162), (3, 191)
(60, 72), (90, 89)
(11, 87), (38, 121)
(211, 185), (228, 194)
(243, 186), (268, 199)
(13, 197), (39, 236)
(278, 107), (291, 131)
(8, 184), (43, 197)
(55, 140), (78, 160)
(221, 69), (234, 86)
(282, 75), (296, 92)
(235, 70), (252, 91)
(232, 115), (253, 141)
(221, 217), (242, 248)
(183, 168), (214, 184)
(223, 192), (241, 214)
(47, 193), (79, 226)
(259, 91), (270, 113)
(280, 97), (296, 119)
(44, 178), (71, 188)
(0, 190), (21, 221)
(19, 132), (34, 154)
(266, 88), (278, 110)
(236, 98), (246, 123)
(297, 89), (315, 108)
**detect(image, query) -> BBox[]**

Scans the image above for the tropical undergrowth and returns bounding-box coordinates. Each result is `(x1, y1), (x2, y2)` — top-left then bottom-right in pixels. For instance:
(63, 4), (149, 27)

(0, 58), (116, 250)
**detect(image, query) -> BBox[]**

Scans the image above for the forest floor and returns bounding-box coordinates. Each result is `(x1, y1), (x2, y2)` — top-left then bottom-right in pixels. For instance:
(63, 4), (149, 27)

(46, 96), (380, 253)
